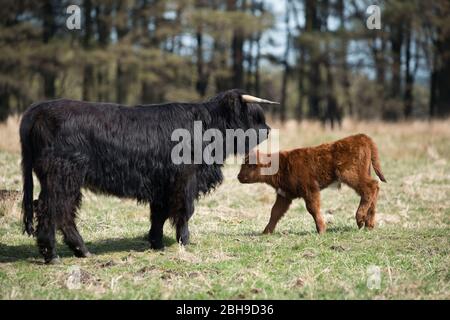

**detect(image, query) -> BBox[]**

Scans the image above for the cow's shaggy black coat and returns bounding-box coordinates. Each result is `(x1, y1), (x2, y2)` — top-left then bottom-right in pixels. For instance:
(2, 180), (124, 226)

(20, 89), (270, 263)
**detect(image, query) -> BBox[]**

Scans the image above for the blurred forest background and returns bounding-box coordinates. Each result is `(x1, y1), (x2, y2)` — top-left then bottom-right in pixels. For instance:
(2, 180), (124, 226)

(1, 0), (450, 125)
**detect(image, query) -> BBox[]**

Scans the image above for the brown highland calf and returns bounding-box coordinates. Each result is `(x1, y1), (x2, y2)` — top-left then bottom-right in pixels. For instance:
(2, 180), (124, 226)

(238, 134), (386, 234)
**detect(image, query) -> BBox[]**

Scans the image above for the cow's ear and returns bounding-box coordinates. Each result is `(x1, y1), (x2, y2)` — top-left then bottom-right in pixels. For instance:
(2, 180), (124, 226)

(224, 89), (245, 112)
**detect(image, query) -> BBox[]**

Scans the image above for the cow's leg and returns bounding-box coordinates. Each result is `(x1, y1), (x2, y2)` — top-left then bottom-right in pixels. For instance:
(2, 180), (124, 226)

(36, 155), (89, 263)
(175, 198), (193, 246)
(176, 217), (190, 246)
(263, 194), (292, 234)
(149, 202), (169, 250)
(34, 177), (59, 264)
(303, 190), (326, 234)
(175, 175), (196, 246)
(61, 221), (90, 257)
(52, 156), (89, 258)
(59, 191), (91, 258)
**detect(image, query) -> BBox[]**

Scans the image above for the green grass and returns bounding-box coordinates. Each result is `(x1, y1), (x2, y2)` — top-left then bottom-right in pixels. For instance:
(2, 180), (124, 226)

(1, 120), (449, 299)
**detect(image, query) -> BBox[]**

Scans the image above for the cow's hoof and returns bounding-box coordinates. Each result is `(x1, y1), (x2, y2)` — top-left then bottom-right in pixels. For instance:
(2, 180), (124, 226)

(45, 256), (61, 265)
(150, 242), (165, 251)
(74, 250), (92, 258)
(177, 237), (190, 246)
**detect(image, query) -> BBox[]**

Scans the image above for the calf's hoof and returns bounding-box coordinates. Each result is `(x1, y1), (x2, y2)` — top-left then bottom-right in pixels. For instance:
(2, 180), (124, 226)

(262, 228), (273, 235)
(316, 224), (327, 235)
(356, 220), (365, 229)
(364, 222), (375, 230)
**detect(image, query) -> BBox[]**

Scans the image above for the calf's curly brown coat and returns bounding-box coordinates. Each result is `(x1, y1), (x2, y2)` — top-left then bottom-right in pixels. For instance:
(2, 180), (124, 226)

(238, 134), (386, 234)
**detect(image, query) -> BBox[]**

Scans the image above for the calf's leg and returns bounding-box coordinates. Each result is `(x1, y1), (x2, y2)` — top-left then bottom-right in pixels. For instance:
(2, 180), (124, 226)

(351, 179), (378, 229)
(304, 191), (326, 234)
(364, 180), (379, 229)
(263, 194), (292, 234)
(338, 167), (375, 229)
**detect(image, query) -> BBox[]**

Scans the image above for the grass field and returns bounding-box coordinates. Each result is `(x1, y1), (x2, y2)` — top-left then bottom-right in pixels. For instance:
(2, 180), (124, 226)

(0, 118), (449, 299)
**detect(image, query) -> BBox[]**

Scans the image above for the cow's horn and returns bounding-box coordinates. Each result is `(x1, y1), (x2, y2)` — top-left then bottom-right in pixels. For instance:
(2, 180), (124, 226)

(241, 94), (280, 105)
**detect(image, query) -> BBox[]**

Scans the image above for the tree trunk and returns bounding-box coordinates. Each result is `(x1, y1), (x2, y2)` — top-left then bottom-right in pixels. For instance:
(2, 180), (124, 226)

(42, 0), (56, 99)
(254, 33), (261, 96)
(432, 32), (450, 118)
(337, 0), (353, 117)
(404, 25), (414, 119)
(116, 63), (126, 104)
(96, 4), (112, 102)
(0, 92), (10, 122)
(280, 0), (292, 122)
(429, 58), (437, 118)
(296, 46), (305, 121)
(83, 0), (95, 101)
(141, 81), (163, 104)
(116, 0), (133, 104)
(386, 22), (403, 121)
(245, 35), (254, 92)
(323, 37), (341, 129)
(371, 33), (386, 120)
(196, 28), (208, 97)
(305, 0), (321, 119)
(229, 0), (246, 89)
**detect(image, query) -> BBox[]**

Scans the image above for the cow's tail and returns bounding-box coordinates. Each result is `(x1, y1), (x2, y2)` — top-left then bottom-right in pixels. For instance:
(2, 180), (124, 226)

(368, 137), (387, 183)
(20, 110), (35, 236)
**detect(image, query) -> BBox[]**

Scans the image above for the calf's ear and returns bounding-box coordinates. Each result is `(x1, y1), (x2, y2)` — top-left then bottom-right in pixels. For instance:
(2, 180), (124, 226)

(258, 152), (273, 167)
(244, 149), (257, 164)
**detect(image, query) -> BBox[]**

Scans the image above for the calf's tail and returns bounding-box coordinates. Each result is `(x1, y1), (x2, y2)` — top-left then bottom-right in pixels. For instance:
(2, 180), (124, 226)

(369, 138), (387, 183)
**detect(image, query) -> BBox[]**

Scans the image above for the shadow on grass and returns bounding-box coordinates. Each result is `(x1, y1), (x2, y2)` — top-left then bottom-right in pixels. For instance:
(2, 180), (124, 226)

(279, 225), (356, 236)
(0, 235), (177, 263)
(213, 225), (356, 237)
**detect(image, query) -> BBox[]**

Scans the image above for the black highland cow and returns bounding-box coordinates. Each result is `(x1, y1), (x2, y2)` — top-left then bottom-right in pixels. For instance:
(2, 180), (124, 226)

(20, 89), (275, 263)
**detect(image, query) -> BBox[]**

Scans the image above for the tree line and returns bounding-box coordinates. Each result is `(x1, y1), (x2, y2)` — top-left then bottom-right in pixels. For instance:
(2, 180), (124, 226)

(0, 0), (449, 123)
